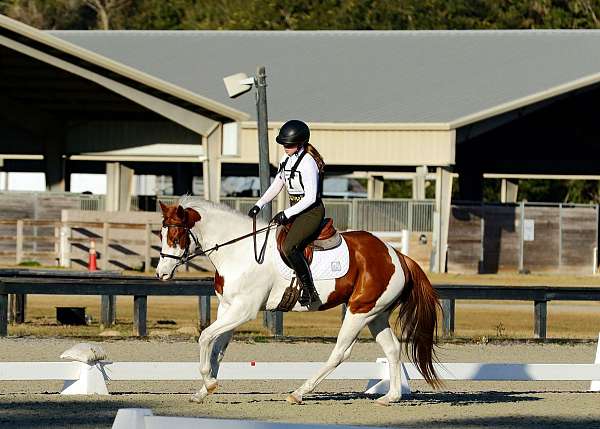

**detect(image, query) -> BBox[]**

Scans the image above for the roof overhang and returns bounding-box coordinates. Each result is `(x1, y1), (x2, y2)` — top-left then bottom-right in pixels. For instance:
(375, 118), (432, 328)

(0, 15), (249, 136)
(449, 70), (600, 130)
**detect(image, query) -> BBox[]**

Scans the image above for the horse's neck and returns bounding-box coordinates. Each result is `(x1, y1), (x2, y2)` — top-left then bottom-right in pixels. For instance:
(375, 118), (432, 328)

(194, 209), (271, 278)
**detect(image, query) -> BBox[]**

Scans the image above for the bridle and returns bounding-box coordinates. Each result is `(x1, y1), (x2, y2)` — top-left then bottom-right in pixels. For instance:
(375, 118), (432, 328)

(159, 222), (201, 268)
(159, 216), (276, 274)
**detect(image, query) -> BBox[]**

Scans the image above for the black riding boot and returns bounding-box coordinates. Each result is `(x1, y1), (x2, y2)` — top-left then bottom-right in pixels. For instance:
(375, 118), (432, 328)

(287, 248), (319, 306)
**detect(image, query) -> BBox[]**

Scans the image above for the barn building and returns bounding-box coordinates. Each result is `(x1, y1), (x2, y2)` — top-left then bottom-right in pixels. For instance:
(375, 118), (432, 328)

(2, 14), (600, 271)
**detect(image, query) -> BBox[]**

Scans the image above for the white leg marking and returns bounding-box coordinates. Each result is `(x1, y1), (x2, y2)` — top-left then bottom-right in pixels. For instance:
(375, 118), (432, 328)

(190, 330), (233, 403)
(368, 312), (403, 405)
(193, 299), (255, 403)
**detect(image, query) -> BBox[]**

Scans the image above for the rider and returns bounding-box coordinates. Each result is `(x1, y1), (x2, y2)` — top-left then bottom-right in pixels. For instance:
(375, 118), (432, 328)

(248, 120), (325, 306)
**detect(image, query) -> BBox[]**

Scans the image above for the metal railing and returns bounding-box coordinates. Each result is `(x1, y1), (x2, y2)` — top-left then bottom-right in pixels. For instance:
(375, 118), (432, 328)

(0, 191), (435, 232)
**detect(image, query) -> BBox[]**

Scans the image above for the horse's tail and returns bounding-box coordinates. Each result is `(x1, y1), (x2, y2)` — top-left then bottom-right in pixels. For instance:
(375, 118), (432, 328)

(394, 252), (442, 388)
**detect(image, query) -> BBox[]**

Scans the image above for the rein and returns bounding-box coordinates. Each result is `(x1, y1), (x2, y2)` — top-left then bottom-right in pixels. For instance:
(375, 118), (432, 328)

(160, 218), (275, 270)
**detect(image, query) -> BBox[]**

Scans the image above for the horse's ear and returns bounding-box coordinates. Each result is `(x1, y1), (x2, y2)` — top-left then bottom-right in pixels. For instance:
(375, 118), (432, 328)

(184, 208), (201, 227)
(159, 201), (168, 215)
(176, 205), (185, 220)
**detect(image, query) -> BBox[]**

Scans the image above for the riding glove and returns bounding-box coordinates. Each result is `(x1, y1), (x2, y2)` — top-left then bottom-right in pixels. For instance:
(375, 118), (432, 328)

(272, 211), (289, 225)
(247, 205), (260, 217)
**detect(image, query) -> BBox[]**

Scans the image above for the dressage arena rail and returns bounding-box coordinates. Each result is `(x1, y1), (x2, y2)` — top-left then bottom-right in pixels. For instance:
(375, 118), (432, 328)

(0, 272), (215, 337)
(2, 335), (600, 397)
(2, 270), (600, 339)
(111, 409), (385, 429)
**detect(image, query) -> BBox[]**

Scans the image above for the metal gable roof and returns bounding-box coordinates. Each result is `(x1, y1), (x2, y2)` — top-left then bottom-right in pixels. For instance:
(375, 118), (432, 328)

(45, 29), (600, 126)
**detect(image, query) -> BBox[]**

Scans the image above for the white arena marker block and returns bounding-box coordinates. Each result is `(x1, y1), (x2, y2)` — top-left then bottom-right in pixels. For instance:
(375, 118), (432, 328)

(112, 408), (153, 429)
(61, 362), (109, 395)
(364, 358), (411, 398)
(590, 333), (600, 392)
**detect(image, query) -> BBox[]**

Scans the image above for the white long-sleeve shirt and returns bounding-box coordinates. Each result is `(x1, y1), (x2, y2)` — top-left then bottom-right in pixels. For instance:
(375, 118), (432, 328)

(255, 148), (320, 218)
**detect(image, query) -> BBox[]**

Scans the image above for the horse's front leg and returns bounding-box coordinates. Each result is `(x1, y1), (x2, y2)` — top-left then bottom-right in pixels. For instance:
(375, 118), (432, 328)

(190, 330), (233, 403)
(191, 297), (258, 403)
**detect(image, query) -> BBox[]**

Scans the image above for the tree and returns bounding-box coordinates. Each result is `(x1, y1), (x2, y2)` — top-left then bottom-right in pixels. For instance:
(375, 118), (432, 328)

(2, 0), (86, 29)
(83, 0), (132, 29)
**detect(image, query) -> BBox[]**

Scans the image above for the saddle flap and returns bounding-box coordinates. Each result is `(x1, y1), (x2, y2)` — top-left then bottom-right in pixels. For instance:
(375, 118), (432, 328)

(276, 218), (339, 266)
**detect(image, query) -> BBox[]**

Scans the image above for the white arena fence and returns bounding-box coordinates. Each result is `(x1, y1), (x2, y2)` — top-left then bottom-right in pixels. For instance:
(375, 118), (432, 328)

(1, 334), (600, 397)
(111, 409), (388, 429)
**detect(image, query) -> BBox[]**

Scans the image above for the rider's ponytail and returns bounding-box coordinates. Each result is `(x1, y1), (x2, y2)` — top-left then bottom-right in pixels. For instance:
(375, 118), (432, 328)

(305, 143), (325, 174)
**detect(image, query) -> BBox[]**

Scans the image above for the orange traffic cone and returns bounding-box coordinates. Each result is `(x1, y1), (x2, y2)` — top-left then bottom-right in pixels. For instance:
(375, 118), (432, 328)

(88, 239), (98, 272)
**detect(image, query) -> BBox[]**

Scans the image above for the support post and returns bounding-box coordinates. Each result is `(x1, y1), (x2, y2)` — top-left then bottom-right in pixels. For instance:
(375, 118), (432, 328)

(44, 141), (66, 192)
(202, 123), (223, 202)
(100, 295), (116, 328)
(106, 162), (134, 211)
(500, 179), (519, 203)
(413, 165), (427, 200)
(0, 294), (7, 336)
(519, 201), (525, 273)
(431, 167), (453, 273)
(534, 300), (547, 339)
(14, 294), (25, 324)
(442, 299), (455, 338)
(367, 176), (384, 199)
(15, 220), (23, 265)
(59, 225), (71, 268)
(266, 311), (283, 338)
(199, 296), (211, 330)
(133, 295), (147, 337)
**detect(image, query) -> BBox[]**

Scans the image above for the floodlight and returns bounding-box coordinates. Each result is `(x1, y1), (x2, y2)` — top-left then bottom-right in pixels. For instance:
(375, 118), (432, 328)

(223, 73), (255, 98)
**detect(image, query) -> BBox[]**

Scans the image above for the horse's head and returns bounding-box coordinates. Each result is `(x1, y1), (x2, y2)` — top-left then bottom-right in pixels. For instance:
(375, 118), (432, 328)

(156, 201), (201, 280)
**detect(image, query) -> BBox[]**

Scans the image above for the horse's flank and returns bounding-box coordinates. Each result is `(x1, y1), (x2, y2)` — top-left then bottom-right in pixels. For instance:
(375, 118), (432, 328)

(318, 231), (396, 313)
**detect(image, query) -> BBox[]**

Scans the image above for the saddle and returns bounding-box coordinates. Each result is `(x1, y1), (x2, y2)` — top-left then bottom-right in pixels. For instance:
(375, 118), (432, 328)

(276, 218), (342, 266)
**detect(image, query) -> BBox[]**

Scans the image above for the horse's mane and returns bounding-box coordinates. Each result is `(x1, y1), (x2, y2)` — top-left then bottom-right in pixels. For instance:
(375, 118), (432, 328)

(177, 195), (249, 222)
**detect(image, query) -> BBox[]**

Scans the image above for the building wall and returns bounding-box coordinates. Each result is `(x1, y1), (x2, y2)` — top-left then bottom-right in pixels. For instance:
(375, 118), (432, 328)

(230, 123), (456, 167)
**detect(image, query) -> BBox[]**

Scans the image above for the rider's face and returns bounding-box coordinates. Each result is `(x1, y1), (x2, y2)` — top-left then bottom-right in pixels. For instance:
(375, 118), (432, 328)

(283, 143), (300, 155)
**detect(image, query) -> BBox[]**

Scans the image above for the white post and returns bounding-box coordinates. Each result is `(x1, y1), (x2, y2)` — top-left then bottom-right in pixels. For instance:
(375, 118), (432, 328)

(364, 358), (412, 398)
(401, 229), (410, 255)
(59, 225), (71, 268)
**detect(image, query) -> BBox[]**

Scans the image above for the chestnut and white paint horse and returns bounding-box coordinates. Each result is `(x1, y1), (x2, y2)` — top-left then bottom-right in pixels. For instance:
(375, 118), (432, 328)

(156, 197), (441, 405)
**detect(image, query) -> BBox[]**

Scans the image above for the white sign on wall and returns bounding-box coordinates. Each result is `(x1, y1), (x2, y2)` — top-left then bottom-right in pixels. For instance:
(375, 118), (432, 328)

(523, 219), (535, 241)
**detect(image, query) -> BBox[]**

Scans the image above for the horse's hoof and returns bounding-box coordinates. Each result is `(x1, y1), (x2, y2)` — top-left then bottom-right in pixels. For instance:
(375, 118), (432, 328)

(286, 393), (303, 405)
(375, 395), (400, 406)
(189, 393), (206, 403)
(206, 382), (219, 394)
(375, 398), (390, 407)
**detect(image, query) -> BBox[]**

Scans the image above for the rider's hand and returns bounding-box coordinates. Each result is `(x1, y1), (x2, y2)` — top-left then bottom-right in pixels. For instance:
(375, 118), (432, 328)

(272, 211), (289, 225)
(247, 205), (260, 218)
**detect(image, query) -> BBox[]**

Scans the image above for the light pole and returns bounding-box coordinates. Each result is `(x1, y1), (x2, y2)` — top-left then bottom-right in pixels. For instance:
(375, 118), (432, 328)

(223, 67), (272, 222)
(224, 67), (282, 336)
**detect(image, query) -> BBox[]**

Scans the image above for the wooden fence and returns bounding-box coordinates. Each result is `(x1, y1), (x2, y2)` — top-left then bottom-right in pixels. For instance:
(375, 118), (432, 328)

(448, 202), (599, 274)
(0, 219), (160, 271)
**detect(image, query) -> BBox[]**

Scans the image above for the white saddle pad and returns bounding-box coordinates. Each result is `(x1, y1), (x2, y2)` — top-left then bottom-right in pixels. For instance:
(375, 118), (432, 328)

(275, 236), (350, 281)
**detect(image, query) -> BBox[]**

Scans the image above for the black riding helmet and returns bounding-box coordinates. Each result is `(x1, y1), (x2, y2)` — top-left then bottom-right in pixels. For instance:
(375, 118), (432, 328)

(276, 120), (310, 145)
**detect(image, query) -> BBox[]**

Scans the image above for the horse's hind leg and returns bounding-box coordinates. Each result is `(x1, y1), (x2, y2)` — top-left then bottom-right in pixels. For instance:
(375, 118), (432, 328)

(287, 311), (371, 404)
(368, 311), (402, 405)
(190, 330), (233, 403)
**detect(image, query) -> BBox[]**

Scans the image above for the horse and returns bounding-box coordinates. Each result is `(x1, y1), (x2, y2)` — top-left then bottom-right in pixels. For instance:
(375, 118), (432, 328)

(156, 196), (441, 405)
